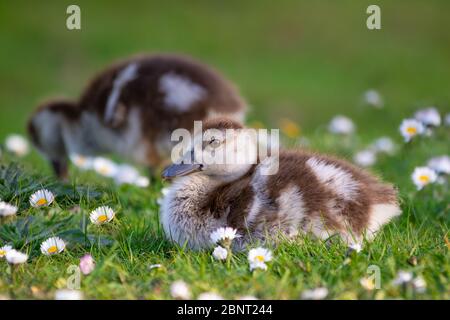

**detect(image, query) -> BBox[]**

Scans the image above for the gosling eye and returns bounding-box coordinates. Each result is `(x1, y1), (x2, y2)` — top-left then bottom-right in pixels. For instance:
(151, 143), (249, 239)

(209, 138), (221, 148)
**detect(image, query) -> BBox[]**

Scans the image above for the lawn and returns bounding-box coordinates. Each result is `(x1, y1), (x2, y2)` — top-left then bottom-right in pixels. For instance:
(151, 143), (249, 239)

(0, 0), (449, 299)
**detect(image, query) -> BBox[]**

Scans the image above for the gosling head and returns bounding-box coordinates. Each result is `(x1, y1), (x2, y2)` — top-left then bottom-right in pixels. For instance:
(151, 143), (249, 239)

(163, 118), (258, 183)
(27, 99), (80, 180)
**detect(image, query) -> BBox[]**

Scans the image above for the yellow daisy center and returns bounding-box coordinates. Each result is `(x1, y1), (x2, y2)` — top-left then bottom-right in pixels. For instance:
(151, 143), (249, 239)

(363, 278), (375, 290)
(281, 121), (301, 138)
(100, 166), (110, 175)
(419, 175), (430, 183)
(0, 250), (5, 257)
(37, 198), (47, 206)
(97, 215), (108, 223)
(406, 126), (417, 135)
(47, 246), (58, 254)
(255, 255), (265, 262)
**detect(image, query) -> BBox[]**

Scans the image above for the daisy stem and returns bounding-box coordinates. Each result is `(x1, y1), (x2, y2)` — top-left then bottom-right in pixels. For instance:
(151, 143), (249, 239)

(8, 265), (16, 299)
(83, 211), (88, 246)
(226, 246), (232, 269)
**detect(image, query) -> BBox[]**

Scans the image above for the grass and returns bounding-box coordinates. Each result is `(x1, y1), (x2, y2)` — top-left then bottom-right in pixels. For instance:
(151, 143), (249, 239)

(0, 0), (449, 299)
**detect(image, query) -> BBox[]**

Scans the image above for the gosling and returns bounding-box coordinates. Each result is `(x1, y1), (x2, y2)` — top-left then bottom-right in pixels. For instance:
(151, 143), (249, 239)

(161, 118), (401, 250)
(27, 54), (246, 179)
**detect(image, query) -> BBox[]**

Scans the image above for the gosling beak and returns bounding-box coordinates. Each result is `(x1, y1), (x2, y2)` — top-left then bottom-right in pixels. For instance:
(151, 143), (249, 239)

(162, 163), (203, 180)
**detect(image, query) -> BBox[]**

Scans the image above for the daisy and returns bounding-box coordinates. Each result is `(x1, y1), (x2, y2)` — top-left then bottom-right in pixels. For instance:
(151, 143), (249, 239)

(414, 107), (441, 126)
(0, 245), (13, 258)
(427, 155), (450, 175)
(170, 280), (191, 300)
(114, 164), (140, 185)
(5, 134), (29, 157)
(54, 289), (83, 300)
(348, 242), (362, 253)
(360, 277), (376, 291)
(93, 157), (119, 178)
(0, 202), (18, 217)
(392, 271), (413, 286)
(134, 176), (150, 188)
(90, 206), (115, 225)
(399, 119), (425, 142)
(29, 189), (55, 208)
(328, 115), (355, 135)
(353, 150), (376, 167)
(300, 287), (328, 300)
(411, 167), (437, 190)
(279, 118), (301, 138)
(372, 137), (396, 154)
(40, 237), (66, 256)
(5, 249), (28, 265)
(79, 254), (95, 275)
(412, 276), (427, 293)
(212, 246), (228, 261)
(210, 227), (239, 246)
(197, 292), (224, 300)
(70, 154), (94, 170)
(363, 89), (383, 109)
(248, 247), (273, 271)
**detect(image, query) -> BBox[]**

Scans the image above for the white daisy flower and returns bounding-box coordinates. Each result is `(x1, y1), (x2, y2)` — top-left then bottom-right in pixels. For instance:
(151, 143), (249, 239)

(5, 134), (29, 157)
(400, 119), (425, 142)
(411, 167), (437, 190)
(0, 202), (18, 217)
(328, 115), (355, 135)
(248, 247), (273, 271)
(114, 164), (140, 185)
(29, 189), (55, 208)
(54, 289), (83, 300)
(40, 237), (66, 256)
(197, 292), (224, 300)
(79, 254), (95, 275)
(5, 249), (28, 265)
(353, 150), (376, 167)
(93, 157), (119, 177)
(210, 227), (239, 245)
(212, 246), (228, 261)
(89, 206), (115, 225)
(392, 271), (413, 286)
(0, 245), (13, 258)
(412, 276), (427, 293)
(149, 264), (162, 270)
(170, 280), (191, 300)
(363, 89), (383, 109)
(70, 154), (94, 170)
(348, 242), (362, 253)
(414, 107), (441, 126)
(427, 155), (450, 175)
(399, 118), (425, 142)
(134, 176), (150, 188)
(300, 287), (328, 300)
(372, 137), (396, 154)
(360, 277), (376, 291)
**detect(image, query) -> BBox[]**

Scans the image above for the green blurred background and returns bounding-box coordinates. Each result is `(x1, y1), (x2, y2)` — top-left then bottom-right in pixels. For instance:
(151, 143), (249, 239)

(1, 0), (449, 139)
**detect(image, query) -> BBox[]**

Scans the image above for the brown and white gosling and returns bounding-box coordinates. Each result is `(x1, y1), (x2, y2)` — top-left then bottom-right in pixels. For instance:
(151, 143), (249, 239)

(27, 54), (246, 179)
(161, 118), (401, 250)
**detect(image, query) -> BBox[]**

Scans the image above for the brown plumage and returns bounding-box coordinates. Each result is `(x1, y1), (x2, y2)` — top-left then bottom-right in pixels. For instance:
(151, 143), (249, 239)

(27, 54), (247, 179)
(160, 117), (401, 250)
